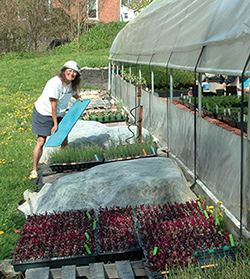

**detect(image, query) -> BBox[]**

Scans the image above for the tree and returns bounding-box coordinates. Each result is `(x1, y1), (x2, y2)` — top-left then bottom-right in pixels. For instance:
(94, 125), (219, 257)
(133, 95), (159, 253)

(0, 0), (72, 52)
(53, 0), (90, 49)
(0, 0), (25, 52)
(122, 0), (154, 13)
(18, 0), (51, 51)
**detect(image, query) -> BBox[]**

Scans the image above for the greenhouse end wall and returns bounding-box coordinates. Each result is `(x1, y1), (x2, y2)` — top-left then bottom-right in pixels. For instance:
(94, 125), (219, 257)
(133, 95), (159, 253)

(111, 76), (250, 233)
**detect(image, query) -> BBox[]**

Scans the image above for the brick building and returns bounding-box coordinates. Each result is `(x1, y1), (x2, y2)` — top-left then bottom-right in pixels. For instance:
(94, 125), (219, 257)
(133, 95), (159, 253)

(51, 0), (121, 24)
(98, 0), (121, 23)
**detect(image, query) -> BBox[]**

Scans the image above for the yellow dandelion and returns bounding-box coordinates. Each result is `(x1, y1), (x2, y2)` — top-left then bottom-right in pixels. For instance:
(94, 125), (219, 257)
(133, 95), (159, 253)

(219, 213), (223, 217)
(210, 210), (214, 214)
(0, 231), (4, 235)
(217, 201), (223, 205)
(208, 206), (214, 209)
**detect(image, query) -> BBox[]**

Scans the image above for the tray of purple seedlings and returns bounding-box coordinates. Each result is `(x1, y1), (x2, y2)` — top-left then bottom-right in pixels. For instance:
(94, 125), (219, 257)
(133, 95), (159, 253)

(96, 205), (143, 263)
(12, 209), (97, 271)
(135, 202), (231, 274)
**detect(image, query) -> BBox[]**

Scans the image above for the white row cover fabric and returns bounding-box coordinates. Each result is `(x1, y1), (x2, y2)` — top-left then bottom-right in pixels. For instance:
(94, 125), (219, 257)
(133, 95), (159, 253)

(109, 0), (250, 76)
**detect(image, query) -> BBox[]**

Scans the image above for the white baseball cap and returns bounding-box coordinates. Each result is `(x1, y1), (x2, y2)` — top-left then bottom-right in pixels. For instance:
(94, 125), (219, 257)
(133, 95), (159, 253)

(61, 61), (81, 75)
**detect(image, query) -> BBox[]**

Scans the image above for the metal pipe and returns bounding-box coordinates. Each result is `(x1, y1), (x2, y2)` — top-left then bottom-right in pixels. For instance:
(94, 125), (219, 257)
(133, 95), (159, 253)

(110, 62), (113, 95)
(138, 105), (143, 144)
(136, 84), (142, 141)
(193, 46), (205, 186)
(108, 62), (111, 91)
(129, 64), (132, 84)
(239, 53), (250, 239)
(139, 64), (142, 84)
(151, 66), (154, 95)
(116, 64), (119, 77)
(170, 68), (173, 103)
(198, 73), (202, 117)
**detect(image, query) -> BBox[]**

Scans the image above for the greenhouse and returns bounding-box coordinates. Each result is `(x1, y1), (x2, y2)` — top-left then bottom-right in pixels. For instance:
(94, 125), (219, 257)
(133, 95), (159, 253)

(108, 0), (250, 237)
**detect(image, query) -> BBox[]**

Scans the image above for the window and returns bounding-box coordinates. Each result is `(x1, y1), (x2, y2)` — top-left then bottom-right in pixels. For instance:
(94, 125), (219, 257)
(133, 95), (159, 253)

(87, 0), (98, 20)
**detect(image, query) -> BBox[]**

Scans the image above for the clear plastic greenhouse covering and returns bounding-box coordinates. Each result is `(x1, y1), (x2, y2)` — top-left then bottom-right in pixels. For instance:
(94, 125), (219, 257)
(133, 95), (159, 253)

(109, 0), (250, 76)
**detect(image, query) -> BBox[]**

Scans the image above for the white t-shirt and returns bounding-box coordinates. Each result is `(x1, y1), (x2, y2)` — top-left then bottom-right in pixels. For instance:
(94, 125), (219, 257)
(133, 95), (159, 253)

(35, 76), (75, 117)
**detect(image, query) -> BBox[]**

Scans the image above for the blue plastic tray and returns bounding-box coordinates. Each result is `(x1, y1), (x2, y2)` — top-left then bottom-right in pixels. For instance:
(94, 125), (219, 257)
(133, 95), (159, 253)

(45, 99), (90, 147)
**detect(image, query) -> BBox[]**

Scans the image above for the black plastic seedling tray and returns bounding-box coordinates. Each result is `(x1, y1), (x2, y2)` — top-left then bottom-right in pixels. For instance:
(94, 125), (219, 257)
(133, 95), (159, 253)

(12, 253), (96, 272)
(194, 246), (246, 266)
(97, 247), (143, 264)
(144, 246), (246, 279)
(49, 160), (102, 172)
(50, 154), (157, 172)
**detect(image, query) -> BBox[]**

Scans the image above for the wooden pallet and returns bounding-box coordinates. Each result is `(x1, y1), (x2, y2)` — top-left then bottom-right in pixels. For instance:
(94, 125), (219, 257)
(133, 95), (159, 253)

(25, 260), (149, 279)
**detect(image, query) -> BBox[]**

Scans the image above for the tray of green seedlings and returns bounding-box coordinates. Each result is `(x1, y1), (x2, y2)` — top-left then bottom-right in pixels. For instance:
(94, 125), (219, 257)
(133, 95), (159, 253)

(49, 144), (104, 172)
(104, 139), (157, 162)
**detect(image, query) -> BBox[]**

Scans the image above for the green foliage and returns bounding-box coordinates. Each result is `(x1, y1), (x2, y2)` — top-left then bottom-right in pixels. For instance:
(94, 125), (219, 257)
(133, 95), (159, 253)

(50, 145), (103, 163)
(122, 70), (147, 86)
(123, 65), (194, 89)
(0, 21), (126, 63)
(122, 0), (153, 12)
(54, 22), (127, 54)
(50, 139), (156, 162)
(185, 95), (249, 111)
(104, 138), (156, 160)
(183, 95), (249, 124)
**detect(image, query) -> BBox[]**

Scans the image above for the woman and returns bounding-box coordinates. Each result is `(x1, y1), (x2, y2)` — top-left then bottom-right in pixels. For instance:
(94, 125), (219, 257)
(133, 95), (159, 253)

(29, 61), (83, 180)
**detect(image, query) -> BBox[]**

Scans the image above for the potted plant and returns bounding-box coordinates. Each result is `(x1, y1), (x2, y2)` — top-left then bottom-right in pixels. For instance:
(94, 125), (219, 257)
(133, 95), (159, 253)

(109, 111), (116, 121)
(103, 112), (110, 122)
(96, 112), (104, 122)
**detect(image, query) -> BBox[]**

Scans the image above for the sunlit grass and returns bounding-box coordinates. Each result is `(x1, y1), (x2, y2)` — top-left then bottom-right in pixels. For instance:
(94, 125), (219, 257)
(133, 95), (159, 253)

(165, 255), (250, 278)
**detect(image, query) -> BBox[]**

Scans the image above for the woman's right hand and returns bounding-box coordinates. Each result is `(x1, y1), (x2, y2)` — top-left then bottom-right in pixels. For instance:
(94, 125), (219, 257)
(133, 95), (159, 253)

(51, 124), (58, 134)
(50, 98), (58, 134)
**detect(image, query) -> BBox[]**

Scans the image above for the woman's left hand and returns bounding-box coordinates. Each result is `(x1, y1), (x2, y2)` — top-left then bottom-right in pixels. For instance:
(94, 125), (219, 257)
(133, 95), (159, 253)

(74, 94), (83, 101)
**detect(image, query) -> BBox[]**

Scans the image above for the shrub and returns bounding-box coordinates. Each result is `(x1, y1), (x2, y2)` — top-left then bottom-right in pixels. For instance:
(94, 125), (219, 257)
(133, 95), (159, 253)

(54, 22), (127, 54)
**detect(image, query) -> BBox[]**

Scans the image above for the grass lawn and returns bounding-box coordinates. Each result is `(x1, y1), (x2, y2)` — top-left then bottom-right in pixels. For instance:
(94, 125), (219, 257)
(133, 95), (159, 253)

(0, 49), (109, 259)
